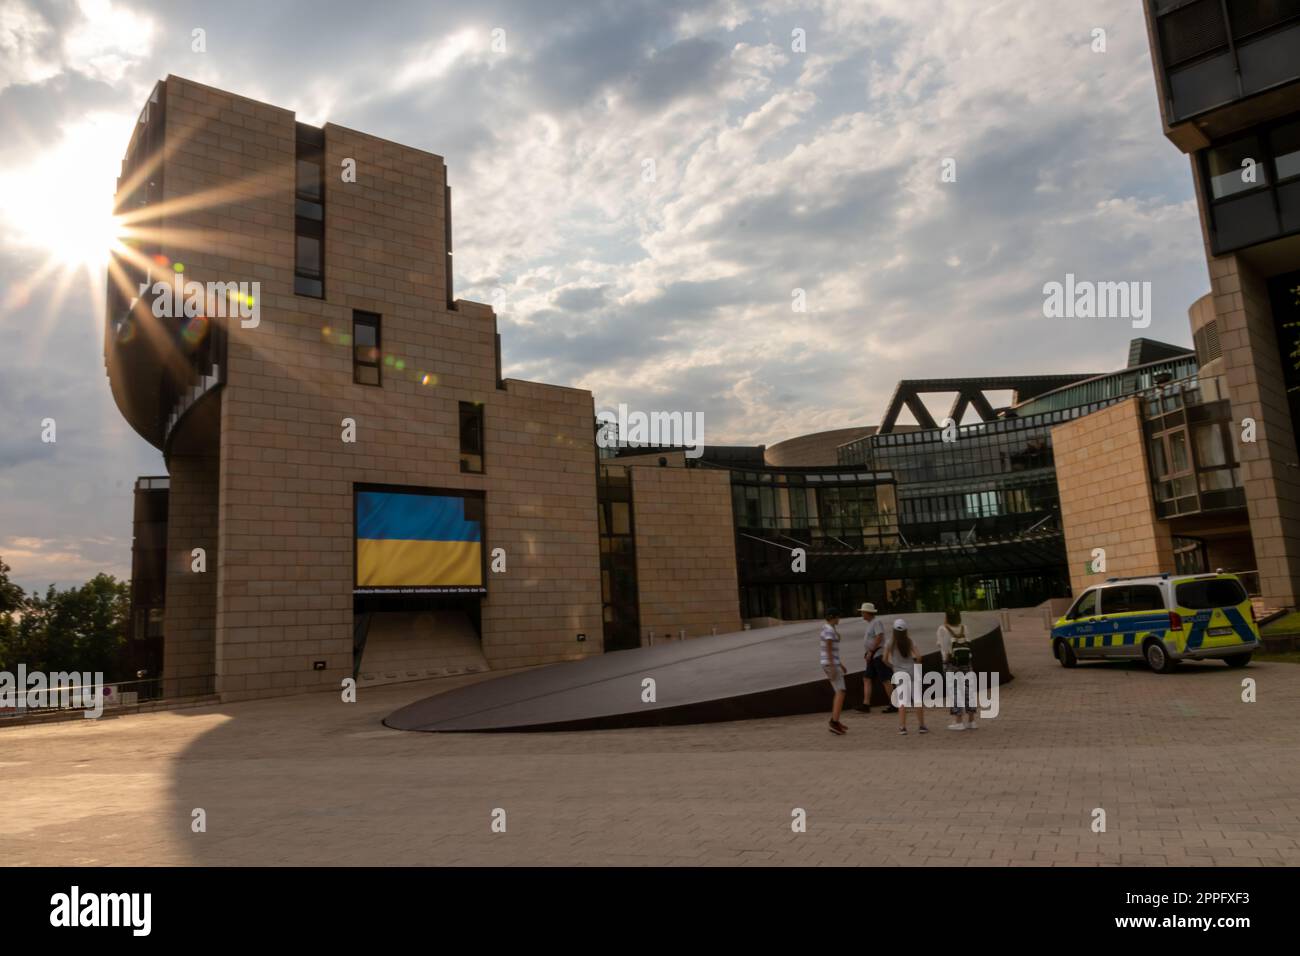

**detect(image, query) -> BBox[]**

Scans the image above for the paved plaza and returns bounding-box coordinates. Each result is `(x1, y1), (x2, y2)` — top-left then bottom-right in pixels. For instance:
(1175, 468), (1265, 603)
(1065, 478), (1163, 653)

(3, 610), (1299, 866)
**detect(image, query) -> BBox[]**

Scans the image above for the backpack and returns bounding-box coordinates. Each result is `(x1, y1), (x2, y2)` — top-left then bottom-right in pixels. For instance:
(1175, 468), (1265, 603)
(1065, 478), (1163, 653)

(948, 627), (973, 667)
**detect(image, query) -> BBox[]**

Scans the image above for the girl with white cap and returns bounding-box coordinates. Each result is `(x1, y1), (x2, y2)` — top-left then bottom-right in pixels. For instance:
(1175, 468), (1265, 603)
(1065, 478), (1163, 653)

(883, 618), (927, 735)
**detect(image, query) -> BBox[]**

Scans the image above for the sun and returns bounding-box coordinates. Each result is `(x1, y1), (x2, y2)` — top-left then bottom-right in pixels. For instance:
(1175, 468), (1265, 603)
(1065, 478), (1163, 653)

(0, 114), (129, 275)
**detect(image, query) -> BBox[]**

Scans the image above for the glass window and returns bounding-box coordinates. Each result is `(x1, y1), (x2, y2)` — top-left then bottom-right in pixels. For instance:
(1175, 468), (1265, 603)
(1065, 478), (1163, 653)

(295, 198), (323, 220)
(1271, 119), (1300, 181)
(1069, 590), (1097, 619)
(295, 128), (325, 299)
(459, 401), (484, 473)
(353, 311), (381, 386)
(295, 234), (321, 276)
(789, 485), (808, 524)
(295, 212), (324, 298)
(1176, 578), (1247, 609)
(610, 501), (630, 535)
(296, 159), (322, 199)
(1207, 135), (1267, 199)
(1149, 435), (1169, 476)
(1199, 469), (1239, 491)
(1169, 430), (1190, 472)
(1193, 422), (1229, 468)
(294, 275), (322, 297)
(1101, 585), (1165, 614)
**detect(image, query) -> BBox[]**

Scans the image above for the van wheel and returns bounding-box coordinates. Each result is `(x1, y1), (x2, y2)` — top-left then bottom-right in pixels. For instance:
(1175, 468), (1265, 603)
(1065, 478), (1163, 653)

(1054, 639), (1077, 668)
(1224, 653), (1252, 668)
(1143, 638), (1176, 673)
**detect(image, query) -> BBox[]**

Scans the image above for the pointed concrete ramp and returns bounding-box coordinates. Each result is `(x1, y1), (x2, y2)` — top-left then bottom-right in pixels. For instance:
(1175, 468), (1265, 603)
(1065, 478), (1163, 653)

(359, 610), (488, 687)
(384, 612), (1012, 732)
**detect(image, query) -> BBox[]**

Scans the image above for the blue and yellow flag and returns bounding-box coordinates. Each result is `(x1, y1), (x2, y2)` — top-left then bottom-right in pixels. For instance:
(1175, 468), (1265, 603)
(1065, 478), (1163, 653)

(356, 491), (483, 588)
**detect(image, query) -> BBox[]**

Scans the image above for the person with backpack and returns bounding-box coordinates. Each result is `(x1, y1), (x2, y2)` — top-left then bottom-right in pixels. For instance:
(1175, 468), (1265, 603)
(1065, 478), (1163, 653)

(938, 608), (978, 731)
(883, 618), (927, 735)
(820, 609), (848, 735)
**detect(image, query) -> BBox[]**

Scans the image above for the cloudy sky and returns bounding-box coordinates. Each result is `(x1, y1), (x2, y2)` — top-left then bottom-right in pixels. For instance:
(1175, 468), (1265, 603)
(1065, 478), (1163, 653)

(0, 0), (1207, 591)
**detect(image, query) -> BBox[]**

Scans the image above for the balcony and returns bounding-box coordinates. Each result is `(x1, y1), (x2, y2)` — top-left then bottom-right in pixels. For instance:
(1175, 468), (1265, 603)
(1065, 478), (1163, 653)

(105, 265), (227, 453)
(1141, 375), (1247, 517)
(1146, 0), (1300, 149)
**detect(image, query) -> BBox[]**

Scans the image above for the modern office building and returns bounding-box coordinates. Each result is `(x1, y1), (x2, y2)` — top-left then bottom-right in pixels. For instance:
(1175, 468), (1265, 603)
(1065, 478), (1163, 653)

(105, 75), (1290, 704)
(1138, 0), (1300, 609)
(714, 344), (1212, 620)
(107, 77), (614, 699)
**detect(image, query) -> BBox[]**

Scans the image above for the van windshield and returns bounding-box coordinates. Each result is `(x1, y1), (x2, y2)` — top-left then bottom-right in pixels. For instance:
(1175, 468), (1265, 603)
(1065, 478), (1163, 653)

(1176, 578), (1248, 609)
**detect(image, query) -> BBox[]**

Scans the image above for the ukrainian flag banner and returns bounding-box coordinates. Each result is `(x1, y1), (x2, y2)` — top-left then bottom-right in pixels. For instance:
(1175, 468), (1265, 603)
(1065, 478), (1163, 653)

(355, 490), (484, 591)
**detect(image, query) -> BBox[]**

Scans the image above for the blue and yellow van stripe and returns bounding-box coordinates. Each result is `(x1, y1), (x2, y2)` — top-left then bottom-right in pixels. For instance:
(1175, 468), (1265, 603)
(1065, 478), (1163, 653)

(1052, 612), (1169, 649)
(1183, 606), (1254, 649)
(1052, 603), (1256, 651)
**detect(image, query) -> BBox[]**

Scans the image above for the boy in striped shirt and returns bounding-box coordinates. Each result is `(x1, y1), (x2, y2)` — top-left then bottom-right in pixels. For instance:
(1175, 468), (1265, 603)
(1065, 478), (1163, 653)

(820, 609), (847, 735)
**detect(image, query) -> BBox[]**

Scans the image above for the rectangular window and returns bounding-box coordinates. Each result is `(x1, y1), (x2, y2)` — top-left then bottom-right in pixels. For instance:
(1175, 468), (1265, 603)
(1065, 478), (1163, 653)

(459, 401), (484, 473)
(1272, 119), (1300, 181)
(1207, 135), (1267, 199)
(1176, 578), (1247, 609)
(296, 158), (322, 200)
(295, 227), (322, 277)
(1101, 585), (1165, 615)
(610, 501), (630, 535)
(353, 311), (381, 386)
(295, 123), (325, 298)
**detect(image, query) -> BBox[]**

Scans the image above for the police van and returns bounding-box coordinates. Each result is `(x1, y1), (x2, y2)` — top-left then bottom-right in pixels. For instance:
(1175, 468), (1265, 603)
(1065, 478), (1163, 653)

(1051, 572), (1260, 673)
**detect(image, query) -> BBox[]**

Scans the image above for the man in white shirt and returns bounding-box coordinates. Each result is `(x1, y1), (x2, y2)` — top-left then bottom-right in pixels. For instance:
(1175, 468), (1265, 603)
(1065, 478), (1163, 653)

(858, 602), (896, 713)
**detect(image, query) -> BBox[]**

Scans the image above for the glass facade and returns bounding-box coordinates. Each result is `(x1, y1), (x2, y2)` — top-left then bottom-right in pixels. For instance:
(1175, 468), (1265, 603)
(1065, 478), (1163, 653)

(1140, 374), (1245, 517)
(736, 358), (1210, 618)
(597, 467), (641, 651)
(1008, 355), (1198, 416)
(605, 348), (1226, 625)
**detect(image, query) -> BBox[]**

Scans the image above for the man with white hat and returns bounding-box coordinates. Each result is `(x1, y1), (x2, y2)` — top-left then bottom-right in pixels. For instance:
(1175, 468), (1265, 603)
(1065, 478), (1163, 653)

(857, 602), (896, 713)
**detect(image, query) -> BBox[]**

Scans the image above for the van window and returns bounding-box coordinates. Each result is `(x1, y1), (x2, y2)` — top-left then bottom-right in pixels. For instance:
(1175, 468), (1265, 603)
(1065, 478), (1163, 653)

(1100, 585), (1165, 614)
(1176, 578), (1248, 609)
(1069, 590), (1097, 619)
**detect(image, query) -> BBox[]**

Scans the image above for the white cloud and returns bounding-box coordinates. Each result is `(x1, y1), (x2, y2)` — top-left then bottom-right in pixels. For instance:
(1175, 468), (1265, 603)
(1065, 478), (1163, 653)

(62, 0), (155, 84)
(0, 0), (1211, 579)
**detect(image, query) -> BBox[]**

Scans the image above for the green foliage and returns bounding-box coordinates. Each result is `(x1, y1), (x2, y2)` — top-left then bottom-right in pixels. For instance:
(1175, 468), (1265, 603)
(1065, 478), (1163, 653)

(1261, 610), (1300, 637)
(0, 557), (130, 677)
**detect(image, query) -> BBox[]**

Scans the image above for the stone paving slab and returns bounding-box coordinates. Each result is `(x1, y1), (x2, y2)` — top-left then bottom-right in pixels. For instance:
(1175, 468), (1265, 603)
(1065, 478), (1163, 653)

(1, 610), (1298, 865)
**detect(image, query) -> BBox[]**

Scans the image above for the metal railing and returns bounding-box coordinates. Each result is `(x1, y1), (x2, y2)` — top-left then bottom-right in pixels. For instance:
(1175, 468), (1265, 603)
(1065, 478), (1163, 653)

(0, 674), (216, 720)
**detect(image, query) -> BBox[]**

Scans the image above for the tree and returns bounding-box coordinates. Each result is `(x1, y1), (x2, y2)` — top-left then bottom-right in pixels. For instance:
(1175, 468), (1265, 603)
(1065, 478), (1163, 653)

(0, 557), (25, 669)
(0, 560), (130, 677)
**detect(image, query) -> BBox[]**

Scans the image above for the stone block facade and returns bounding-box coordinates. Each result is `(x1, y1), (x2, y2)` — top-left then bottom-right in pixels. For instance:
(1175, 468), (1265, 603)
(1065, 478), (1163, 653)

(1204, 253), (1300, 607)
(629, 467), (741, 641)
(160, 453), (218, 697)
(147, 76), (602, 700)
(1053, 398), (1175, 595)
